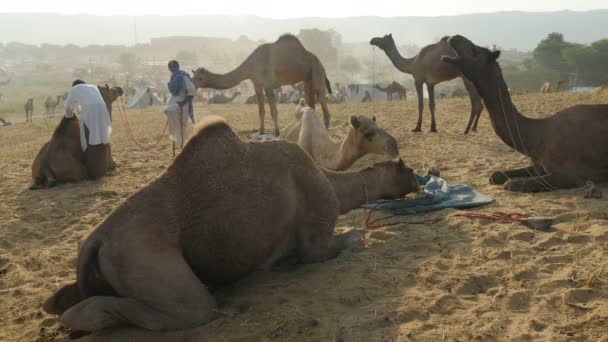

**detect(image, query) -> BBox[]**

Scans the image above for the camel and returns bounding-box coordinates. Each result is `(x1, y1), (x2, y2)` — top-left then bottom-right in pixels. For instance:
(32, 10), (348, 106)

(97, 84), (124, 120)
(208, 91), (241, 104)
(0, 117), (11, 126)
(30, 86), (123, 189)
(540, 81), (551, 93)
(192, 34), (333, 136)
(555, 79), (567, 92)
(42, 116), (417, 332)
(279, 100), (399, 170)
(443, 35), (608, 192)
(361, 90), (372, 103)
(370, 34), (484, 134)
(374, 81), (407, 101)
(25, 98), (34, 123)
(44, 96), (58, 118)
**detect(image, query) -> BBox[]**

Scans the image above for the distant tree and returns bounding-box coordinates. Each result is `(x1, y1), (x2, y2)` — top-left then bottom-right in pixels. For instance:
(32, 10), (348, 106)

(533, 33), (577, 71)
(116, 52), (140, 73)
(340, 55), (362, 79)
(176, 50), (198, 67)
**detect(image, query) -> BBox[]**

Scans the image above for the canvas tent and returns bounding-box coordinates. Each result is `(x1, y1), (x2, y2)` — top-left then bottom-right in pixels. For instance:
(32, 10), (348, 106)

(126, 87), (163, 109)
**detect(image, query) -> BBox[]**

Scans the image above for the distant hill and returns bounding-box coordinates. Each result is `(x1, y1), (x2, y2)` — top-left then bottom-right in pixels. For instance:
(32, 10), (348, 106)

(0, 11), (607, 50)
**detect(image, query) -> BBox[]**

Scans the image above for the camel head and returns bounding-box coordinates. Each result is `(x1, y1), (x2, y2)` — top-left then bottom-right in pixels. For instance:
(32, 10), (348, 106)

(367, 157), (418, 199)
(369, 34), (395, 51)
(98, 84), (124, 104)
(294, 98), (308, 120)
(348, 115), (400, 158)
(191, 68), (210, 89)
(442, 35), (501, 86)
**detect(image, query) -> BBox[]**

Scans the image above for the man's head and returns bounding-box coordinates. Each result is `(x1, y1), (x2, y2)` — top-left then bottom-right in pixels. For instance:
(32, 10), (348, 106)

(168, 60), (180, 73)
(72, 79), (85, 87)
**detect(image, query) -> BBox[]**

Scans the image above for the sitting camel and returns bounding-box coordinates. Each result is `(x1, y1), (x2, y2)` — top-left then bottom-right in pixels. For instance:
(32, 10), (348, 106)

(279, 100), (399, 170)
(208, 91), (240, 104)
(443, 35), (608, 192)
(192, 34), (333, 136)
(30, 85), (123, 189)
(42, 116), (418, 332)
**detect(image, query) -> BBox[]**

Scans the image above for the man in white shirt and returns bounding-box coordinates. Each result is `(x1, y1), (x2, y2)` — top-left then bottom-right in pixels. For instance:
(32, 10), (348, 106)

(64, 79), (113, 179)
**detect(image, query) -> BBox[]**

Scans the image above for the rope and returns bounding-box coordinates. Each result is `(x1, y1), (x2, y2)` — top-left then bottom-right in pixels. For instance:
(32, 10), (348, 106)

(116, 97), (168, 151)
(365, 210), (443, 230)
(450, 211), (529, 223)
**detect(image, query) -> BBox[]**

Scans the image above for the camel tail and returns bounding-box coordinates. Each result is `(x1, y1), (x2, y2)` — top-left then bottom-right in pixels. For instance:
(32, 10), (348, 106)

(76, 236), (114, 299)
(325, 78), (333, 94)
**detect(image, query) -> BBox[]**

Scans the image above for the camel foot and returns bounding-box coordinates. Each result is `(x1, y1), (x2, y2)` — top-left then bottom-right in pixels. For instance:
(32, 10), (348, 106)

(341, 229), (364, 251)
(274, 129), (280, 137)
(430, 127), (438, 133)
(411, 127), (422, 133)
(489, 171), (509, 185)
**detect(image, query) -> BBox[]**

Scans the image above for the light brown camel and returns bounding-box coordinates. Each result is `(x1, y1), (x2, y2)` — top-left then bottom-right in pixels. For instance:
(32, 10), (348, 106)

(443, 35), (608, 192)
(280, 100), (399, 170)
(30, 86), (123, 189)
(25, 98), (34, 123)
(42, 116), (417, 332)
(540, 81), (551, 93)
(192, 34), (333, 136)
(44, 96), (58, 118)
(374, 81), (407, 101)
(97, 84), (124, 121)
(207, 91), (241, 104)
(370, 34), (484, 134)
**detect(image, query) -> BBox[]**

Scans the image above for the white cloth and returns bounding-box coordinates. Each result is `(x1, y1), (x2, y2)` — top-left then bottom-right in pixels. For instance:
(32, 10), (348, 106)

(164, 80), (193, 148)
(65, 84), (112, 151)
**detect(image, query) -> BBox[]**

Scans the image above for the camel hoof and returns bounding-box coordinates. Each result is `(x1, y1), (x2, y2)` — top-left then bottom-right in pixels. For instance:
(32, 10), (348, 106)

(489, 171), (509, 185)
(411, 128), (422, 133)
(430, 128), (438, 133)
(274, 130), (280, 137)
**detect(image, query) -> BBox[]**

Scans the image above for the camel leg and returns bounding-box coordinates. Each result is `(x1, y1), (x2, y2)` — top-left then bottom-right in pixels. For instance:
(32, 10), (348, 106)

(304, 81), (315, 109)
(318, 92), (331, 129)
(413, 80), (424, 132)
(428, 84), (438, 132)
(265, 88), (281, 136)
(254, 85), (266, 134)
(462, 77), (484, 134)
(503, 172), (582, 193)
(59, 246), (216, 332)
(296, 228), (362, 264)
(490, 165), (546, 185)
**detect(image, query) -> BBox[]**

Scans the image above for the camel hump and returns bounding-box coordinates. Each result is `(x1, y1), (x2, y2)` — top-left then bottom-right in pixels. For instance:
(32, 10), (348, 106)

(277, 33), (301, 43)
(191, 116), (231, 138)
(440, 36), (450, 43)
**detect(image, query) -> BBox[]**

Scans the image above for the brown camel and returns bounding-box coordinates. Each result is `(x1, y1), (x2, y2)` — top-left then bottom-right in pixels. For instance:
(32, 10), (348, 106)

(42, 116), (417, 332)
(207, 91), (241, 104)
(370, 34), (484, 134)
(25, 98), (34, 123)
(443, 35), (608, 192)
(97, 84), (124, 121)
(44, 96), (58, 118)
(374, 81), (407, 101)
(540, 81), (551, 93)
(30, 86), (123, 189)
(192, 34), (333, 136)
(280, 100), (399, 170)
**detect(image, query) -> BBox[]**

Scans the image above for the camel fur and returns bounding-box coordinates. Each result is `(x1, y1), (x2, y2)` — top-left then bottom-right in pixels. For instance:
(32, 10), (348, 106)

(444, 35), (608, 192)
(280, 99), (399, 171)
(42, 116), (417, 332)
(192, 34), (332, 136)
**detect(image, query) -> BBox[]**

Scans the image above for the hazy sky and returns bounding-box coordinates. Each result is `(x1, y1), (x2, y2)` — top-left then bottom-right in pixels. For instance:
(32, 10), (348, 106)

(1, 0), (607, 17)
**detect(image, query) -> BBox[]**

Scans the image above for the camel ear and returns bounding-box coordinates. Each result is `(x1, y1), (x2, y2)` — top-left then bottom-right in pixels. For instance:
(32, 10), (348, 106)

(442, 55), (461, 65)
(349, 116), (360, 128)
(490, 50), (501, 62)
(372, 115), (376, 122)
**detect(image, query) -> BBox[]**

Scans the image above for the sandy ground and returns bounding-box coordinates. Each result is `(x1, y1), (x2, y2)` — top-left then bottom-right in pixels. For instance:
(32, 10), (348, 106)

(1, 91), (608, 342)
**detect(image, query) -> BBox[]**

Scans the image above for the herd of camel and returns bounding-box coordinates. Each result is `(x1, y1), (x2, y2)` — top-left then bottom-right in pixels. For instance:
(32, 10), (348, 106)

(29, 33), (608, 334)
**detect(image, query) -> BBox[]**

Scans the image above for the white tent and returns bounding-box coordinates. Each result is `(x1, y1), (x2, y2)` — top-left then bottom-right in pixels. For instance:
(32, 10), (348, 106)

(126, 87), (163, 109)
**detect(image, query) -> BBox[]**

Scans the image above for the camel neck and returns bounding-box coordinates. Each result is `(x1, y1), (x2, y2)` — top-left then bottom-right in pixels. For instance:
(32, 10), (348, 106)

(334, 130), (364, 171)
(380, 44), (415, 74)
(479, 67), (544, 159)
(324, 167), (386, 214)
(204, 62), (252, 90)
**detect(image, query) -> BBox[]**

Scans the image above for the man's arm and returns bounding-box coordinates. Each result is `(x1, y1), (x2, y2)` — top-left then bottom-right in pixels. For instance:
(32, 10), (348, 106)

(64, 89), (77, 117)
(167, 73), (184, 96)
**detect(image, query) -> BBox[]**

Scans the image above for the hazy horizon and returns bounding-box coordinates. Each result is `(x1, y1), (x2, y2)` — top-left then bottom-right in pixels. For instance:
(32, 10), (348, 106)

(2, 0), (607, 18)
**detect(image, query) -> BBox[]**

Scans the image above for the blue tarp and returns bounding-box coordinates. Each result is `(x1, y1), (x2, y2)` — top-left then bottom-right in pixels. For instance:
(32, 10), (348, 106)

(364, 175), (495, 215)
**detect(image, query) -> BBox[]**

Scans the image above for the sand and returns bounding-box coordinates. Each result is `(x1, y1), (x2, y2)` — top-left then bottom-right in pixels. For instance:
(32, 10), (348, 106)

(1, 91), (608, 341)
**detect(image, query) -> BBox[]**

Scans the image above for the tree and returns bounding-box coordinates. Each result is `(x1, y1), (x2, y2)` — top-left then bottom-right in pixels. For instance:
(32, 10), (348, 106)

(533, 32), (577, 71)
(175, 50), (198, 67)
(116, 52), (140, 73)
(340, 55), (361, 79)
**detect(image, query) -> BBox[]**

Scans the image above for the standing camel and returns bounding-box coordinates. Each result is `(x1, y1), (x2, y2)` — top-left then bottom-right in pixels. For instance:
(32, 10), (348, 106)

(192, 34), (333, 136)
(370, 34), (484, 134)
(374, 81), (407, 101)
(208, 91), (241, 104)
(25, 98), (34, 123)
(443, 35), (608, 192)
(44, 96), (58, 118)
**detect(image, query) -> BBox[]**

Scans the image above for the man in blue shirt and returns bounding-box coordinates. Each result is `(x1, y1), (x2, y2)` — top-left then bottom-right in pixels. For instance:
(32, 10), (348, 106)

(167, 60), (195, 124)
